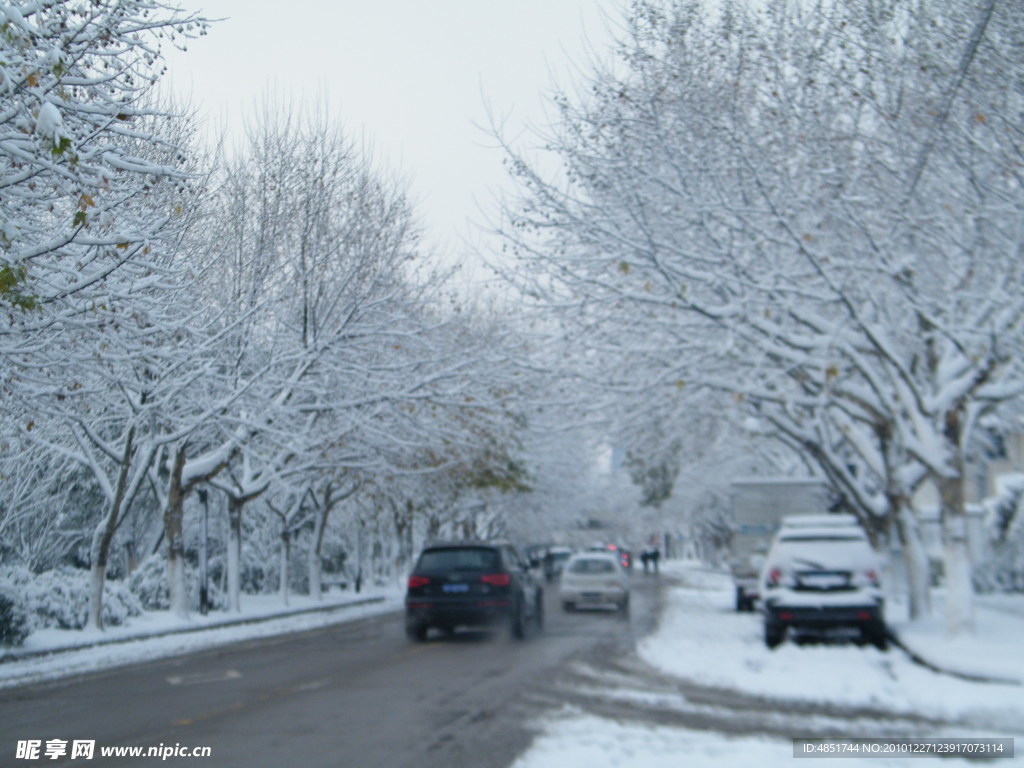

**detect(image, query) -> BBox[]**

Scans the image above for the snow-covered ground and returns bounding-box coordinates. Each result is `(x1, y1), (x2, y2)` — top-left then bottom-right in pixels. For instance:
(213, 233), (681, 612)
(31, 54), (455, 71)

(641, 564), (1023, 722)
(511, 712), (1017, 768)
(512, 560), (1023, 768)
(3, 563), (1021, 766)
(0, 586), (404, 690)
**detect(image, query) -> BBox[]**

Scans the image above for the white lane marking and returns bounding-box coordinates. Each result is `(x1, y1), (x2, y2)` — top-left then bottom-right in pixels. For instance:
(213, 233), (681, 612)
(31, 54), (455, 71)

(167, 669), (242, 686)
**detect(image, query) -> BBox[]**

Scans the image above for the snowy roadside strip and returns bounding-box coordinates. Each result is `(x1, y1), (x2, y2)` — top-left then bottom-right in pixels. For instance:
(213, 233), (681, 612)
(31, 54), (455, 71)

(0, 595), (387, 666)
(885, 630), (1022, 687)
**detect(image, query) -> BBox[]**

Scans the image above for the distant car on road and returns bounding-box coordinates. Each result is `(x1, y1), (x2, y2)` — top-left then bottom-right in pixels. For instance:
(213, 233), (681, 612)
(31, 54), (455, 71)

(759, 518), (886, 649)
(559, 551), (630, 614)
(587, 542), (632, 572)
(405, 541), (544, 641)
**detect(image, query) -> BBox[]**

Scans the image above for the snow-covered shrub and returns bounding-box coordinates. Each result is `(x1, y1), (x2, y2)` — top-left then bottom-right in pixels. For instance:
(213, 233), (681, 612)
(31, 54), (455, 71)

(974, 534), (1024, 593)
(22, 567), (89, 629)
(129, 556), (226, 612)
(975, 477), (1024, 593)
(0, 564), (34, 589)
(127, 556), (166, 610)
(233, 532), (271, 594)
(0, 565), (142, 630)
(241, 561), (269, 594)
(0, 587), (30, 646)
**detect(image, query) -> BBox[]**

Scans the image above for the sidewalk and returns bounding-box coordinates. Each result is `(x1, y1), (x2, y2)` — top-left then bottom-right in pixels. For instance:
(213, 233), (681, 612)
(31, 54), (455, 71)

(887, 591), (1024, 686)
(515, 562), (1023, 768)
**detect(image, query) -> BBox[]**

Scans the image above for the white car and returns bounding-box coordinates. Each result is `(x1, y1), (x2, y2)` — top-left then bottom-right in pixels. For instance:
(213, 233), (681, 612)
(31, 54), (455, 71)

(559, 552), (630, 613)
(759, 522), (886, 649)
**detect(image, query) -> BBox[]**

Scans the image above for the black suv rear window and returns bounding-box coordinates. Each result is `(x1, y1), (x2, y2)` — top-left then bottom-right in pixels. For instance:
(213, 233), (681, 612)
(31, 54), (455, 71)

(418, 547), (499, 572)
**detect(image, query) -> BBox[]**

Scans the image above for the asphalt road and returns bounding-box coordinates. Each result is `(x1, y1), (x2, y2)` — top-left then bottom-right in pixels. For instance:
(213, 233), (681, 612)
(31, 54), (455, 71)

(0, 572), (664, 768)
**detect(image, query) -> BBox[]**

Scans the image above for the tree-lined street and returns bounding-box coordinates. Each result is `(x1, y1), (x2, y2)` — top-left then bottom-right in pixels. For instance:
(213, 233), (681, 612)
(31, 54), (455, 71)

(4, 565), (1020, 766)
(2, 0), (1023, 764)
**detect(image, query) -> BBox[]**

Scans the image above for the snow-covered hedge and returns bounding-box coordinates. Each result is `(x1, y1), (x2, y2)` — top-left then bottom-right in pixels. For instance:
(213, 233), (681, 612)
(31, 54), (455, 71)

(975, 533), (1024, 593)
(0, 566), (143, 634)
(0, 585), (30, 647)
(975, 476), (1024, 593)
(129, 556), (227, 612)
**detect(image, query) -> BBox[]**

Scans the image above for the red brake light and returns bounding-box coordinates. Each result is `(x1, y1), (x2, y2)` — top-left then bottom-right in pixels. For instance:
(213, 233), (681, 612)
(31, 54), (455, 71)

(767, 568), (782, 586)
(481, 572), (510, 586)
(408, 575), (430, 588)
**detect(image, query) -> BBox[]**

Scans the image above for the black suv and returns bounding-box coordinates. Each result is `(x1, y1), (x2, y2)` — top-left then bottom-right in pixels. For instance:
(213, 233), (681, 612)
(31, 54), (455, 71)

(405, 542), (544, 641)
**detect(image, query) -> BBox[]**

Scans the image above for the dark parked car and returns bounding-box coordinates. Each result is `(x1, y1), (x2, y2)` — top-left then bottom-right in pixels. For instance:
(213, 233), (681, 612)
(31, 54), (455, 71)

(405, 542), (544, 641)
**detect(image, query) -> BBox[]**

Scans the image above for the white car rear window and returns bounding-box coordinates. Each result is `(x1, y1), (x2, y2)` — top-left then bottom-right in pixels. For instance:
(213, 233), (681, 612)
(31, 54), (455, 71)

(568, 558), (616, 574)
(770, 537), (875, 569)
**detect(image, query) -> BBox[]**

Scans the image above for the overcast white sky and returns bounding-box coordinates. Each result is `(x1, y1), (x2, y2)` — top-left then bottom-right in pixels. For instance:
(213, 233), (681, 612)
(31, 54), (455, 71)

(163, 0), (622, 271)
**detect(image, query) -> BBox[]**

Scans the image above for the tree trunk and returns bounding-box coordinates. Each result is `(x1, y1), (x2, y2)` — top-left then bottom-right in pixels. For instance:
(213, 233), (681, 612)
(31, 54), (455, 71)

(937, 406), (975, 636)
(88, 518), (116, 630)
(308, 483), (353, 599)
(88, 427), (136, 630)
(226, 495), (244, 612)
(279, 530), (290, 606)
(164, 445), (190, 621)
(938, 473), (975, 635)
(393, 499), (414, 575)
(308, 508), (324, 601)
(895, 503), (931, 621)
(88, 563), (107, 631)
(355, 521), (363, 594)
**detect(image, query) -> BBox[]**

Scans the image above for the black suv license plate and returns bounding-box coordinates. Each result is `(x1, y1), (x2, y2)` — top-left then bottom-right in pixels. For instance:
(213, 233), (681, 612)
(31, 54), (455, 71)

(800, 572), (847, 589)
(443, 583), (470, 593)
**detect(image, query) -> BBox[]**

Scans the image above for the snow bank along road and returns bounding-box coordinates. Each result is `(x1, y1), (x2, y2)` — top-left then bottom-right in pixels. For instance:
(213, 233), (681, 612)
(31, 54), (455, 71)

(0, 577), (660, 768)
(512, 565), (1021, 768)
(4, 569), (1019, 767)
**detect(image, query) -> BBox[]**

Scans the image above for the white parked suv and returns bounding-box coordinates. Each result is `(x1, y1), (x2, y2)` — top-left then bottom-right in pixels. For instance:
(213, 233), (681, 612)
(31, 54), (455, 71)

(759, 516), (886, 649)
(559, 552), (630, 614)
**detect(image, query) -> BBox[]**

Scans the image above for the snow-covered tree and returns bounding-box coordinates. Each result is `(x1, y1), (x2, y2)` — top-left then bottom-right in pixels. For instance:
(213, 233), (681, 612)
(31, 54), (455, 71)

(0, 0), (207, 314)
(190, 95), (530, 609)
(0, 0), (212, 627)
(496, 0), (1024, 633)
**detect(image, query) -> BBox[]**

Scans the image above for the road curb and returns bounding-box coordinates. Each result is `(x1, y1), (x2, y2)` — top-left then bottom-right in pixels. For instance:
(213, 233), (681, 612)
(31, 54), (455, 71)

(887, 628), (1021, 686)
(0, 595), (387, 665)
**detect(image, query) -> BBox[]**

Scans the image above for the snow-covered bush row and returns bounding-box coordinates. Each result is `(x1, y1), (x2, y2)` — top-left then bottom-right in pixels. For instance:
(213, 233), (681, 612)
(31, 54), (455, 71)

(975, 537), (1024, 593)
(976, 477), (1024, 592)
(0, 566), (142, 636)
(128, 557), (227, 614)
